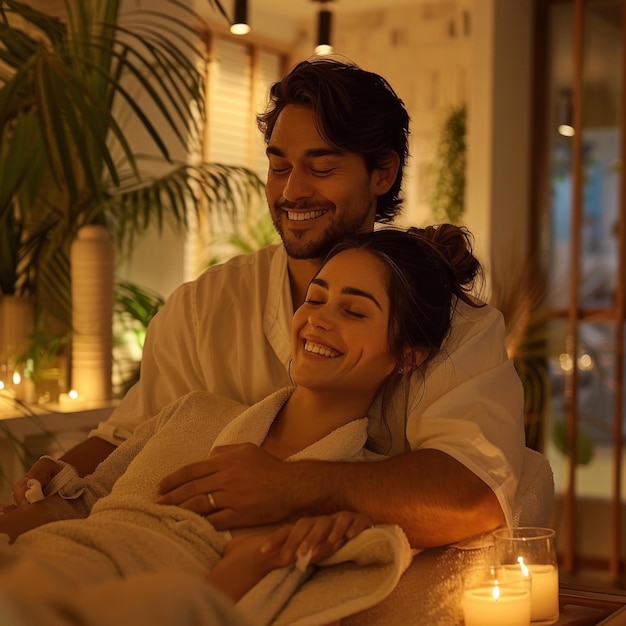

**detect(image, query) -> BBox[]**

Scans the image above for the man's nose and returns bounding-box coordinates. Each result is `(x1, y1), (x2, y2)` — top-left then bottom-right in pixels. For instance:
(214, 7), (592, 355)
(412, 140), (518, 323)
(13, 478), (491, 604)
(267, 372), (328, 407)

(283, 168), (314, 203)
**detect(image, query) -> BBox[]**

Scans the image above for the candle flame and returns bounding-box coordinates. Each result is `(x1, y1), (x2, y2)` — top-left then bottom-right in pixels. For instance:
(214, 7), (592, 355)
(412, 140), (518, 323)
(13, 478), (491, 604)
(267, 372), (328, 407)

(68, 389), (79, 400)
(517, 556), (530, 577)
(12, 371), (21, 385)
(492, 582), (501, 600)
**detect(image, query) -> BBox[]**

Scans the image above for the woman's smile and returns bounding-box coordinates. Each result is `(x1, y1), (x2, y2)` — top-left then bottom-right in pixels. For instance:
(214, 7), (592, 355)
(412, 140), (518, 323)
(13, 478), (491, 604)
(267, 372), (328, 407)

(303, 340), (342, 359)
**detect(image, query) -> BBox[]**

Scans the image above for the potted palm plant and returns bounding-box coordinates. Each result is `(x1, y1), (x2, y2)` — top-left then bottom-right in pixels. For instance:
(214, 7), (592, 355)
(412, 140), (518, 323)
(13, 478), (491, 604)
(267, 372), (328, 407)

(0, 0), (264, 396)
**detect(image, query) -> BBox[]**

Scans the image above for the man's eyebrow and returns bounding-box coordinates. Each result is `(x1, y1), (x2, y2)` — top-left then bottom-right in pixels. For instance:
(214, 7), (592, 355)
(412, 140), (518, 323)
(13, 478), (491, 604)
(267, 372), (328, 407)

(266, 146), (345, 159)
(310, 278), (382, 310)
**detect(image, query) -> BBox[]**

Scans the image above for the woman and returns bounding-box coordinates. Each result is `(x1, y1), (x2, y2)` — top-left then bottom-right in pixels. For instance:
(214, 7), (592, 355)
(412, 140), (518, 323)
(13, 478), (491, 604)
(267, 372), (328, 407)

(0, 224), (483, 625)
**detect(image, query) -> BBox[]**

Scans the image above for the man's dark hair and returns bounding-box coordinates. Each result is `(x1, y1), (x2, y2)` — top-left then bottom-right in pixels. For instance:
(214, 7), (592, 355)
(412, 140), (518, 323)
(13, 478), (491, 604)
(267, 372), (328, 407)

(257, 58), (410, 223)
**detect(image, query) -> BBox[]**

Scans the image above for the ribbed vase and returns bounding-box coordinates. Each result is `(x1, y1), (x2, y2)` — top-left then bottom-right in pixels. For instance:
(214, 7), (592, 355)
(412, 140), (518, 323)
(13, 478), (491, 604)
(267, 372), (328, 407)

(0, 295), (34, 386)
(70, 225), (115, 403)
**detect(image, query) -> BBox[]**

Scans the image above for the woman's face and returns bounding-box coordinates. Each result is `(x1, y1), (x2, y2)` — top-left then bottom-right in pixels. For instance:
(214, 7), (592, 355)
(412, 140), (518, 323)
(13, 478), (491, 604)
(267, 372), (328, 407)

(291, 248), (396, 395)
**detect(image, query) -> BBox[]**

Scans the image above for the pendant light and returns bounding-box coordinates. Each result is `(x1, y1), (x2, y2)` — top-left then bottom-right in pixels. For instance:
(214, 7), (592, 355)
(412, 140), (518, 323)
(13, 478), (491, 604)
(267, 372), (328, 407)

(230, 0), (250, 35)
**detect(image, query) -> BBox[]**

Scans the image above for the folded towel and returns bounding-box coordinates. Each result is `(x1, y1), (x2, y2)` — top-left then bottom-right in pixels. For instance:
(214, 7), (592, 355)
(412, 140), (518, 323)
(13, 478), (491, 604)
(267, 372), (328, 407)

(237, 524), (413, 626)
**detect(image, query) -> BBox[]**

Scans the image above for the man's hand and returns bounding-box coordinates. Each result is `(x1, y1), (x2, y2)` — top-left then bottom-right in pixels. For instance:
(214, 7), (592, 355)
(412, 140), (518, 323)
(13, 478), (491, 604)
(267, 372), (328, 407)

(10, 457), (63, 508)
(157, 443), (295, 529)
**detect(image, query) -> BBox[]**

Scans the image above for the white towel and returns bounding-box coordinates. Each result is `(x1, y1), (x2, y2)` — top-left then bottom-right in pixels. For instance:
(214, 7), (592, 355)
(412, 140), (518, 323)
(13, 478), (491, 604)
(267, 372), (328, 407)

(236, 524), (413, 626)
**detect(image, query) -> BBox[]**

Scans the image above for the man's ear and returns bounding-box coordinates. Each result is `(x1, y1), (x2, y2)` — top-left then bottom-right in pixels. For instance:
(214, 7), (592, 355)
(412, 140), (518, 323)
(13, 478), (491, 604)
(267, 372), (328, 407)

(372, 150), (400, 196)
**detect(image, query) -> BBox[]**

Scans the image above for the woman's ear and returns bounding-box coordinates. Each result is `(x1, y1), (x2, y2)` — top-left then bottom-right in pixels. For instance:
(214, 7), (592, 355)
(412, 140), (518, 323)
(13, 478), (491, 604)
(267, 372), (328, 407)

(396, 347), (429, 374)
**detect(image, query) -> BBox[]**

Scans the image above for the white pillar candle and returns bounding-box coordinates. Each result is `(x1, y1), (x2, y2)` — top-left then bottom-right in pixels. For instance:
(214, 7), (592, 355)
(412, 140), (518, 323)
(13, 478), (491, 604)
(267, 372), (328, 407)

(463, 582), (531, 626)
(528, 564), (559, 623)
(493, 527), (560, 625)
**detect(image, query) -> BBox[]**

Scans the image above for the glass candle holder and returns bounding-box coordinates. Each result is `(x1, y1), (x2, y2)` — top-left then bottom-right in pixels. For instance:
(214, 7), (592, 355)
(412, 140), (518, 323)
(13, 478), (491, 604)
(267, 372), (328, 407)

(493, 527), (559, 625)
(462, 564), (532, 626)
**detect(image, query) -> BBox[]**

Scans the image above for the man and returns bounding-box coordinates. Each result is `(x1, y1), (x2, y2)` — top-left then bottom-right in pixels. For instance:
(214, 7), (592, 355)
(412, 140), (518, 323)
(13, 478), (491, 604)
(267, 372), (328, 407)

(9, 59), (524, 552)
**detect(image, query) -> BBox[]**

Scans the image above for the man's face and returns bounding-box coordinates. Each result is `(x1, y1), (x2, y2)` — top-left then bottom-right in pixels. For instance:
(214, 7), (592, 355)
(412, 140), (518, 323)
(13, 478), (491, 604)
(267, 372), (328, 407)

(265, 105), (380, 260)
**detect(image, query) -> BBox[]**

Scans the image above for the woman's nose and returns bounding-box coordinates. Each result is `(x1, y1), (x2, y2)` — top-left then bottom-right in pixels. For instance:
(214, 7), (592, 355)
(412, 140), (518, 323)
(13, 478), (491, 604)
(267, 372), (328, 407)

(308, 306), (332, 329)
(283, 168), (313, 203)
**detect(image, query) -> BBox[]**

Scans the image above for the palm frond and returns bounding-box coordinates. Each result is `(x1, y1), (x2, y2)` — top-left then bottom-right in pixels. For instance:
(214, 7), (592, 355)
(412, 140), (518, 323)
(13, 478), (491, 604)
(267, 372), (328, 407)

(104, 162), (265, 251)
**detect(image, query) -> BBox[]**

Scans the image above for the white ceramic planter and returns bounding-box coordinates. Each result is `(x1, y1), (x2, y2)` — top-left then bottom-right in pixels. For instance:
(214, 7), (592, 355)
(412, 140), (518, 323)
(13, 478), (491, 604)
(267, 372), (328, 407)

(70, 225), (115, 402)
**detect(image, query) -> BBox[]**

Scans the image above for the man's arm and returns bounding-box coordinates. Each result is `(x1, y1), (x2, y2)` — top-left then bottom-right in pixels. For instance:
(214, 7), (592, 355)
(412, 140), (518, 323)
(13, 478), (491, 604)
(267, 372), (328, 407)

(294, 449), (506, 547)
(158, 445), (505, 550)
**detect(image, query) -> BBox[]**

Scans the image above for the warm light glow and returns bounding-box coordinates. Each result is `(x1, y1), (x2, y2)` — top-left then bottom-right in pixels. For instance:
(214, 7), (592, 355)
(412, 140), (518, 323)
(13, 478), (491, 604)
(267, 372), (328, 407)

(558, 124), (575, 137)
(492, 583), (501, 601)
(12, 371), (21, 385)
(68, 389), (79, 400)
(0, 381), (4, 390)
(517, 556), (530, 577)
(559, 352), (573, 373)
(578, 353), (593, 371)
(230, 22), (250, 35)
(315, 44), (333, 55)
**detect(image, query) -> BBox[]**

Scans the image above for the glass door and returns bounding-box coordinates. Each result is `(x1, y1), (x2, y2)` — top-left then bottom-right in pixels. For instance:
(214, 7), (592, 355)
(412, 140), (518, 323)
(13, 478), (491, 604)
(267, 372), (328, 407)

(534, 0), (625, 583)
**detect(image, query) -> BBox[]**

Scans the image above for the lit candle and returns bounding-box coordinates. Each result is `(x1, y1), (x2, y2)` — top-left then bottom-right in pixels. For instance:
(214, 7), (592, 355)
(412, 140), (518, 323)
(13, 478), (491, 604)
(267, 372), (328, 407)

(463, 580), (531, 626)
(527, 564), (559, 623)
(493, 528), (560, 626)
(58, 389), (85, 409)
(0, 381), (16, 401)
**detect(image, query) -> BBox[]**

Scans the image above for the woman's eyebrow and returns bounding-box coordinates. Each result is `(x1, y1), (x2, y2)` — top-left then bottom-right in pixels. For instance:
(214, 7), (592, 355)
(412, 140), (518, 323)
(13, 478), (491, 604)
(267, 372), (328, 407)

(310, 278), (382, 310)
(342, 286), (382, 310)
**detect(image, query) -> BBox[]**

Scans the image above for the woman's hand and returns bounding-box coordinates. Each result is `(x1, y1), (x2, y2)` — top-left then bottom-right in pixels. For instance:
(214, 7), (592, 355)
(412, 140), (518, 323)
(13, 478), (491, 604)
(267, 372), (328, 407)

(261, 511), (374, 566)
(208, 511), (373, 602)
(11, 457), (63, 507)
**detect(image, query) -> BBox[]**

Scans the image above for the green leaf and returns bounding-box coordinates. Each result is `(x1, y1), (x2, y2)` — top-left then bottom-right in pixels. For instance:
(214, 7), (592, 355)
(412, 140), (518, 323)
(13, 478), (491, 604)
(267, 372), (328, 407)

(552, 419), (595, 466)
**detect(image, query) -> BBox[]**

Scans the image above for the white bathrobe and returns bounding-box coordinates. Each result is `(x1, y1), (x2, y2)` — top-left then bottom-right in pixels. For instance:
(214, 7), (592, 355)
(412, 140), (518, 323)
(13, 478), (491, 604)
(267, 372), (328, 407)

(0, 389), (412, 626)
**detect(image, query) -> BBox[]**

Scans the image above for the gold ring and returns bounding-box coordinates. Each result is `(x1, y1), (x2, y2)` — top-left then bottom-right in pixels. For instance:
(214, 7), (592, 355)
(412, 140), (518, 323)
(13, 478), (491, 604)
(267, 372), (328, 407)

(207, 492), (217, 512)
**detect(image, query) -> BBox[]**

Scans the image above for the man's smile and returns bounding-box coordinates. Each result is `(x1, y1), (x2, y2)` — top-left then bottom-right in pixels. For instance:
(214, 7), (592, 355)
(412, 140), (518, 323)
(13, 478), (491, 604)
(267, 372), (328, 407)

(286, 209), (329, 221)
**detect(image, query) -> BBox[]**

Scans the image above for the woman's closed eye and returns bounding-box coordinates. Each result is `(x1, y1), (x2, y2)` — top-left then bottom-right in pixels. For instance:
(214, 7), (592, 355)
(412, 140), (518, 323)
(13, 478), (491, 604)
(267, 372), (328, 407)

(303, 299), (366, 319)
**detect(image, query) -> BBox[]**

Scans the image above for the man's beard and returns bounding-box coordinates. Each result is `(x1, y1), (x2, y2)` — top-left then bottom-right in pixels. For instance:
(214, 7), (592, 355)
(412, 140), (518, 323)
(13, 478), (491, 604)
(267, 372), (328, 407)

(271, 210), (371, 260)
